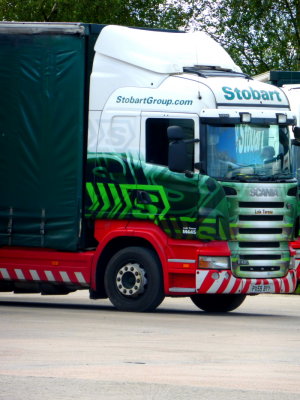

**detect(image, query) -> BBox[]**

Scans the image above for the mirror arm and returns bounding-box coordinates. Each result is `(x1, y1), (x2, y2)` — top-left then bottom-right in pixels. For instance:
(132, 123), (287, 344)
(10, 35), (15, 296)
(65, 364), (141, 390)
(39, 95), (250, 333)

(183, 138), (200, 144)
(292, 138), (300, 147)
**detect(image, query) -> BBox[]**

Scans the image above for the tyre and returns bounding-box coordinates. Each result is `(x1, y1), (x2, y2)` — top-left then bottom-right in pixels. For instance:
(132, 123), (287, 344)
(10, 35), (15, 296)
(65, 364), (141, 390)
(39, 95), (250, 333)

(104, 246), (165, 312)
(190, 293), (246, 312)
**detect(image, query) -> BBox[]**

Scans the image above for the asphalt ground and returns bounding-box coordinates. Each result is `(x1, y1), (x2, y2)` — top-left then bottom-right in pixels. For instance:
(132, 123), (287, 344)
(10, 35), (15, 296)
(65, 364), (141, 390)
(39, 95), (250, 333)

(0, 292), (299, 400)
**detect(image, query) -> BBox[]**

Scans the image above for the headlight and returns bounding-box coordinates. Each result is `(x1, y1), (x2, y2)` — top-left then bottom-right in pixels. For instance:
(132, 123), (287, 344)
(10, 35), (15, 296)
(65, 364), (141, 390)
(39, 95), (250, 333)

(198, 256), (230, 270)
(276, 113), (287, 124)
(239, 112), (251, 123)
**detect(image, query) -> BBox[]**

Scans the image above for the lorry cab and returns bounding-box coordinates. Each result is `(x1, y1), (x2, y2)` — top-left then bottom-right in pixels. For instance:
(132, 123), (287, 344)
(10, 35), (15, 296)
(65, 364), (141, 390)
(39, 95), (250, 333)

(86, 26), (298, 285)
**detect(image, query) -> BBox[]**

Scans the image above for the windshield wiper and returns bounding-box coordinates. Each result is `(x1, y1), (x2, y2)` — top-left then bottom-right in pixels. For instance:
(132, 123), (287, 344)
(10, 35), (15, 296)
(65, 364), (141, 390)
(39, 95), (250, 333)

(238, 172), (295, 182)
(224, 174), (255, 182)
(215, 171), (295, 183)
(225, 173), (285, 182)
(270, 172), (295, 181)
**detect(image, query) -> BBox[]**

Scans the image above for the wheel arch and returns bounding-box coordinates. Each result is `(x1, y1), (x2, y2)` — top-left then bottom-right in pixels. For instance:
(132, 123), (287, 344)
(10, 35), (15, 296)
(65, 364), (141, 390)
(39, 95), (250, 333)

(91, 235), (165, 299)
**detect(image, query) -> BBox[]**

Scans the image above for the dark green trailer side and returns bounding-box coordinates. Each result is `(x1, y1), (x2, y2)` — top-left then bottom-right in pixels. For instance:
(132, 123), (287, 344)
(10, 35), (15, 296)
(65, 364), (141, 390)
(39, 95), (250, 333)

(0, 22), (103, 251)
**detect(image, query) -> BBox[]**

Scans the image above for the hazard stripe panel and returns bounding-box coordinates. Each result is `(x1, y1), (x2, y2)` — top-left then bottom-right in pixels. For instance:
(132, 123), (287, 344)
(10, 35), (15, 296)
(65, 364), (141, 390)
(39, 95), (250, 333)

(0, 247), (95, 288)
(195, 269), (297, 294)
(0, 267), (90, 287)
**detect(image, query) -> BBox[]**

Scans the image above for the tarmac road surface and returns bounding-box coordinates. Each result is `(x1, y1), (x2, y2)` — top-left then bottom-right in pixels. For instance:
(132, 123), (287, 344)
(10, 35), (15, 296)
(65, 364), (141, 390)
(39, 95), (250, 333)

(0, 291), (300, 400)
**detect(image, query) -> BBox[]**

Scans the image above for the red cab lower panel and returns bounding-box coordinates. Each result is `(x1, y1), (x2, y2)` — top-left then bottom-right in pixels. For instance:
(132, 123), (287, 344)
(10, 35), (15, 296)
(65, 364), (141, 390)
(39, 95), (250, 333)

(0, 247), (94, 288)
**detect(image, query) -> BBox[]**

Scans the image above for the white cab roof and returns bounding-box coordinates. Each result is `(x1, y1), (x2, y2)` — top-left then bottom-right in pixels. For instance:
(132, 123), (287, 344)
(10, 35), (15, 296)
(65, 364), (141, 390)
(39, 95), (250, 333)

(95, 25), (241, 74)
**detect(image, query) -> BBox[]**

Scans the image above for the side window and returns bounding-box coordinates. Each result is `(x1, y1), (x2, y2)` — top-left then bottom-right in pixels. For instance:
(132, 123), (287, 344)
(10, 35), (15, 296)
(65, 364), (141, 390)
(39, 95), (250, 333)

(145, 118), (195, 169)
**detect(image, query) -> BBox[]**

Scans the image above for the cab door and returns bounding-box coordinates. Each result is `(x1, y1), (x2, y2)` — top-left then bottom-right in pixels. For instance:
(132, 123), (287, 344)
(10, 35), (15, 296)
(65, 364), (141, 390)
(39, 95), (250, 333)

(137, 112), (201, 239)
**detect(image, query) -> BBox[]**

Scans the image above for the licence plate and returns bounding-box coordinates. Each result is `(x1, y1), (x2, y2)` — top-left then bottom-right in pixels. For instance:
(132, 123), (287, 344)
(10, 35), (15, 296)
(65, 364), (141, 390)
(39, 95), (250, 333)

(249, 284), (272, 293)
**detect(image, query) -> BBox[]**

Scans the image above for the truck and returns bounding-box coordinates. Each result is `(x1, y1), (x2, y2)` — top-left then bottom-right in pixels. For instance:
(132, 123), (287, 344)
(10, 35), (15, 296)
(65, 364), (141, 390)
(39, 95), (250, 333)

(0, 22), (298, 312)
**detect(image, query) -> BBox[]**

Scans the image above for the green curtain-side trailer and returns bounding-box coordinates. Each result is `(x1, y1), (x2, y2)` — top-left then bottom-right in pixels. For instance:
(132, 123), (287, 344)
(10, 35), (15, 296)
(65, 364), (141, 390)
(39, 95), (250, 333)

(0, 23), (103, 251)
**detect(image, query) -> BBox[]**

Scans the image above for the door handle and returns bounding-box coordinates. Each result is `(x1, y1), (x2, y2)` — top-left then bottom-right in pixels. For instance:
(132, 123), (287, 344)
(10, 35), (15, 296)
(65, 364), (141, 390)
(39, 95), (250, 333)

(136, 190), (152, 204)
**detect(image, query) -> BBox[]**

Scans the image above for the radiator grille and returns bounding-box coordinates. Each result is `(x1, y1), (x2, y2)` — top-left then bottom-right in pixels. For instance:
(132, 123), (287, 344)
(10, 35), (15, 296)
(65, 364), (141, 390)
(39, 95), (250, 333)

(222, 182), (297, 279)
(239, 202), (284, 208)
(239, 215), (283, 221)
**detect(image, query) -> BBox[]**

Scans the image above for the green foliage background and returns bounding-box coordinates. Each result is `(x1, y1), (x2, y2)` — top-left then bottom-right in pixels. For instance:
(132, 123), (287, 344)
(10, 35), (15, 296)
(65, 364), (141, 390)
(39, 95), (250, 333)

(0, 0), (192, 28)
(191, 0), (300, 75)
(0, 0), (299, 75)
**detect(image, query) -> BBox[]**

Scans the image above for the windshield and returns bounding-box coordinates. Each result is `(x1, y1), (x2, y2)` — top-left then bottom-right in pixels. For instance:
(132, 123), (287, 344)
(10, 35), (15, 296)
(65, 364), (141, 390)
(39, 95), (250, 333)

(206, 123), (293, 181)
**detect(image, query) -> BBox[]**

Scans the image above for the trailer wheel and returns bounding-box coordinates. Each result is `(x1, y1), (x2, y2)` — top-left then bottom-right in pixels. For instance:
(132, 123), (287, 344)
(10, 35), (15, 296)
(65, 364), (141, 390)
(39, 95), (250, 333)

(104, 247), (164, 312)
(190, 294), (246, 312)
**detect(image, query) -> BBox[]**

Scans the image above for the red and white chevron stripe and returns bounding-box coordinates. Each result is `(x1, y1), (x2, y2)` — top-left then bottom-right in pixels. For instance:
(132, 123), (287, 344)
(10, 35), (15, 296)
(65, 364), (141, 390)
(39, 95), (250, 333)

(0, 267), (89, 287)
(196, 269), (297, 294)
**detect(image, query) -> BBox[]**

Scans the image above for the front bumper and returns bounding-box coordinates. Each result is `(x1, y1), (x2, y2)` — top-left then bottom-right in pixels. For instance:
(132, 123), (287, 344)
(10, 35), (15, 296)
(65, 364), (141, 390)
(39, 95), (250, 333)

(168, 269), (297, 295)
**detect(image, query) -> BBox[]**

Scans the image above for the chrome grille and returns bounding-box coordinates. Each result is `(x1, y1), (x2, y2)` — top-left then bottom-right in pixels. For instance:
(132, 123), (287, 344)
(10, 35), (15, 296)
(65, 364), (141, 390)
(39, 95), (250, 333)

(222, 182), (297, 279)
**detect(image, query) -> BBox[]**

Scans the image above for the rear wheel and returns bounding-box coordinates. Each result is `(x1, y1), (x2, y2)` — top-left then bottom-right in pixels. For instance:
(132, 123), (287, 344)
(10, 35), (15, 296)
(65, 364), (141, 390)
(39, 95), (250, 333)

(104, 246), (164, 312)
(190, 294), (246, 312)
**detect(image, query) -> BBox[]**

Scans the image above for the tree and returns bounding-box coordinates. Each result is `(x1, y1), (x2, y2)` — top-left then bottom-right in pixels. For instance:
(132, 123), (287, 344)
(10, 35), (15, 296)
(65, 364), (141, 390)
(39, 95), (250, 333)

(1, 0), (299, 75)
(0, 0), (192, 29)
(190, 0), (300, 75)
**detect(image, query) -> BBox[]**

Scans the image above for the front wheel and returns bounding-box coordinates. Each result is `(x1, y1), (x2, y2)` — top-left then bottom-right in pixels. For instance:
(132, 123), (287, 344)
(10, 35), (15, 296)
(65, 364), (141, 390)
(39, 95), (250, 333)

(190, 294), (246, 312)
(104, 246), (164, 312)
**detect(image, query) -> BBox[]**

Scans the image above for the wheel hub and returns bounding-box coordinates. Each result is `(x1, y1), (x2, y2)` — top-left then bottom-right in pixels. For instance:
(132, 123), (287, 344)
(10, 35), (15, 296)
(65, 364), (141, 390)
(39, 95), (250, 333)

(116, 263), (147, 297)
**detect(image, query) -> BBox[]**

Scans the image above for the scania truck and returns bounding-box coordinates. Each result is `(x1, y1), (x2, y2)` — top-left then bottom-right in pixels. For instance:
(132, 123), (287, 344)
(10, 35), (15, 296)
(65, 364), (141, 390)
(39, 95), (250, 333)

(0, 23), (298, 312)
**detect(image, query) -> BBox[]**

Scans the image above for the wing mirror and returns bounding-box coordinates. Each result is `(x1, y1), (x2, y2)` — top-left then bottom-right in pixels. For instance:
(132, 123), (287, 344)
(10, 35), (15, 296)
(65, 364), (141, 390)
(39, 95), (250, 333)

(293, 126), (300, 141)
(167, 126), (189, 172)
(167, 126), (200, 173)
